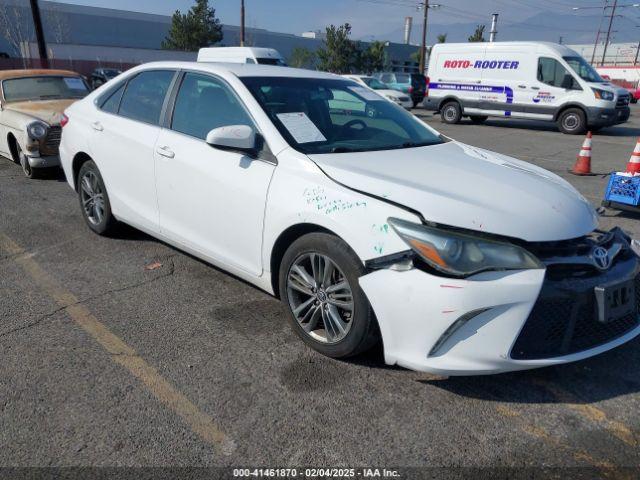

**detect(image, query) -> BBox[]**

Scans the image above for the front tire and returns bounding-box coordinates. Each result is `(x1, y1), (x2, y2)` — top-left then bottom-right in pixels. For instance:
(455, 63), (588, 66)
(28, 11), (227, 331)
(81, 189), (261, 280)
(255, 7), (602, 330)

(279, 233), (379, 359)
(440, 101), (462, 124)
(557, 108), (587, 135)
(77, 160), (116, 235)
(17, 144), (39, 179)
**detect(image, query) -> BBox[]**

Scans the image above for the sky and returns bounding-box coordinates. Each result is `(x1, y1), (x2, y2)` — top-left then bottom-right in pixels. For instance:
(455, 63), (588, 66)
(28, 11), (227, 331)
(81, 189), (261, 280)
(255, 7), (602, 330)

(51, 0), (612, 40)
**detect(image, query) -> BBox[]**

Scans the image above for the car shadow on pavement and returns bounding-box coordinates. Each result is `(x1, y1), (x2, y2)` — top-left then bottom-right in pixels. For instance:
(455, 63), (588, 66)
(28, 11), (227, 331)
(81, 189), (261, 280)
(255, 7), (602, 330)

(419, 337), (640, 404)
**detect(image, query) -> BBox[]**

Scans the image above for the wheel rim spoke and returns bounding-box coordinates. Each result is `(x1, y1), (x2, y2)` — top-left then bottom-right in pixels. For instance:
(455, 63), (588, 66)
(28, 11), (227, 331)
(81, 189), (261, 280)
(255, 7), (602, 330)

(286, 252), (354, 344)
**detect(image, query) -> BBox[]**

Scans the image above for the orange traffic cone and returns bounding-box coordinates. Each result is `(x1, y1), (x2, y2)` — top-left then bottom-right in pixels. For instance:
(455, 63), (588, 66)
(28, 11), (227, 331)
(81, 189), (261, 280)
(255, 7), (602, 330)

(570, 131), (594, 176)
(626, 138), (640, 175)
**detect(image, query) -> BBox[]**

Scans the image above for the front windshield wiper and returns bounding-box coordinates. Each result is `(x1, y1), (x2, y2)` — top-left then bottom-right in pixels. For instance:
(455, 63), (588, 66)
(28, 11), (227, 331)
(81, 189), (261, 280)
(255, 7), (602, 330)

(38, 94), (63, 99)
(331, 146), (361, 153)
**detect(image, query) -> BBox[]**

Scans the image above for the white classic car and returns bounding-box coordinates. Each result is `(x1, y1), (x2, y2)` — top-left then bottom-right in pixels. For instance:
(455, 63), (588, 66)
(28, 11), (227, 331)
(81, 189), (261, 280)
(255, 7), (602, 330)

(0, 69), (89, 178)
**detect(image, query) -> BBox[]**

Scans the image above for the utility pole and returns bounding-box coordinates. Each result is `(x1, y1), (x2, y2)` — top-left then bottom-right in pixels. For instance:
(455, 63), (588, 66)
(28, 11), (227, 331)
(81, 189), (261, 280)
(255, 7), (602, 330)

(419, 0), (429, 74)
(240, 0), (245, 47)
(418, 1), (440, 74)
(635, 40), (640, 65)
(558, 36), (563, 44)
(601, 0), (617, 66)
(29, 0), (48, 68)
(489, 13), (498, 42)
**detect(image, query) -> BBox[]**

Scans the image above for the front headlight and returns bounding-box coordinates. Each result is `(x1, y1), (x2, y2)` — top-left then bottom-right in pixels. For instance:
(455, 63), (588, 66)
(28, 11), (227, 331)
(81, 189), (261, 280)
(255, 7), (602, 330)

(592, 88), (615, 101)
(27, 121), (48, 139)
(388, 218), (543, 277)
(384, 94), (397, 101)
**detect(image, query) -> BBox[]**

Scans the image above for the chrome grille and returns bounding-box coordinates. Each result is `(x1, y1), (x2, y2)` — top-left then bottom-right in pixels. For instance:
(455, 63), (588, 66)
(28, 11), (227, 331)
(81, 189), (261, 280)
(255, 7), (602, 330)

(41, 126), (61, 155)
(617, 94), (630, 108)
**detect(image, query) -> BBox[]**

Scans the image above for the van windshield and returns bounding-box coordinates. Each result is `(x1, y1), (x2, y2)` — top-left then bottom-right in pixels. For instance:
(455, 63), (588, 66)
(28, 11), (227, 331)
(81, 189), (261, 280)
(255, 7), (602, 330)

(241, 76), (445, 154)
(563, 56), (605, 83)
(257, 58), (287, 66)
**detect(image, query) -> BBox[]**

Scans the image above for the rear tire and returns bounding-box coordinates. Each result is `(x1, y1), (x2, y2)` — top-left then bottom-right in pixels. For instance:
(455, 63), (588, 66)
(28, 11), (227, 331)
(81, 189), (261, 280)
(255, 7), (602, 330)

(77, 160), (116, 235)
(469, 115), (488, 124)
(557, 108), (587, 135)
(440, 101), (462, 124)
(279, 233), (379, 359)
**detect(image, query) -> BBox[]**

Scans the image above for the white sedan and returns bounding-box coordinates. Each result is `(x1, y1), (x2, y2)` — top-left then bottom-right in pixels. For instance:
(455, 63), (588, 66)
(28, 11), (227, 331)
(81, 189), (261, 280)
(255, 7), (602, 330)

(59, 61), (639, 375)
(342, 74), (413, 109)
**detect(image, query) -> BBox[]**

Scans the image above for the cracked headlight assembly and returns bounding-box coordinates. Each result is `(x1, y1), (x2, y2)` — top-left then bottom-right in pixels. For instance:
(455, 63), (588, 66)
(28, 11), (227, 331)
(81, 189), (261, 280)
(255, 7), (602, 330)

(27, 121), (48, 139)
(388, 218), (543, 277)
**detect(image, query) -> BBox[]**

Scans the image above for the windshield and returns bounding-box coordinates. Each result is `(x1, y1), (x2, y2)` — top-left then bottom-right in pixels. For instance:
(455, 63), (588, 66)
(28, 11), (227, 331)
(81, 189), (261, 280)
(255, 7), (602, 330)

(2, 76), (89, 102)
(361, 77), (388, 90)
(563, 56), (605, 83)
(241, 77), (444, 155)
(102, 69), (121, 78)
(257, 57), (287, 66)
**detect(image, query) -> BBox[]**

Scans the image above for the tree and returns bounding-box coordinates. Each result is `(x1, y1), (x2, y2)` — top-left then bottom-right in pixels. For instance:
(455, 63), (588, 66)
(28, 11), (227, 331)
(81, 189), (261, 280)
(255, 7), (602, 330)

(358, 40), (387, 74)
(437, 33), (447, 44)
(468, 25), (486, 43)
(0, 4), (33, 63)
(162, 0), (223, 51)
(316, 23), (360, 74)
(289, 47), (316, 69)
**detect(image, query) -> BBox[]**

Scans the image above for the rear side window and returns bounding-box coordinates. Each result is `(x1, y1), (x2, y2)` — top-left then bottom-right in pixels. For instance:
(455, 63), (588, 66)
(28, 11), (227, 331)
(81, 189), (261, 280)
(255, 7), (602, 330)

(119, 70), (174, 125)
(100, 83), (124, 114)
(171, 72), (254, 140)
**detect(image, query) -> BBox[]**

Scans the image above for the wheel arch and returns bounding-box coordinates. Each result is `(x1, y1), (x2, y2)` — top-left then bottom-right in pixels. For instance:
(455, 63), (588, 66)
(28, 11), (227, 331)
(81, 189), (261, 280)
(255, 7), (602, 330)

(7, 132), (19, 162)
(437, 96), (462, 111)
(553, 103), (587, 122)
(71, 152), (93, 191)
(269, 222), (346, 298)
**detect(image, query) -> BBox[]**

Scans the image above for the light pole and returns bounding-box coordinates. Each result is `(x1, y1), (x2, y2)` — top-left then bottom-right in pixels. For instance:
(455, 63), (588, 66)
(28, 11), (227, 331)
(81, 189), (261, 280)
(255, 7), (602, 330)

(417, 1), (441, 74)
(573, 2), (639, 66)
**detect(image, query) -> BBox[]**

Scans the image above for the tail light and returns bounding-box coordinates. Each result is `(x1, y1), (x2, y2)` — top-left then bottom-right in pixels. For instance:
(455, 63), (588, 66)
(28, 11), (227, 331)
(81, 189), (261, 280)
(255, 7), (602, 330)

(60, 113), (69, 127)
(425, 76), (430, 97)
(408, 86), (414, 93)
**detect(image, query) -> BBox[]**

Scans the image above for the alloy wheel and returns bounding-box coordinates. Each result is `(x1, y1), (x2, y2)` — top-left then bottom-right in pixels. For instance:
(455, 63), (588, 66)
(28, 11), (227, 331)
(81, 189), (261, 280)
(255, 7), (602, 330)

(286, 253), (354, 344)
(80, 170), (105, 225)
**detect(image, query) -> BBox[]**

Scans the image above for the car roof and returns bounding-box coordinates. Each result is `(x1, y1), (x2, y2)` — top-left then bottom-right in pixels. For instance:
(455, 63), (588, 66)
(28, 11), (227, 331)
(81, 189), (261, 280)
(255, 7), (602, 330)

(132, 61), (344, 80)
(0, 69), (81, 80)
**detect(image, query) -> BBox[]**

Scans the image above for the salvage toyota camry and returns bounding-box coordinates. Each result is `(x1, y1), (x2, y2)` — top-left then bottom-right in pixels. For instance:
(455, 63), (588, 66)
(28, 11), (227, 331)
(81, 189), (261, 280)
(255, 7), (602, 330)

(59, 61), (640, 375)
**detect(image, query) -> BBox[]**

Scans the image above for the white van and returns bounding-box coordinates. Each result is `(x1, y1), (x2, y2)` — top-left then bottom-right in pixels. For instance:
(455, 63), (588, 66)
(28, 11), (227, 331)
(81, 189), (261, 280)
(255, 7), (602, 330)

(197, 47), (286, 66)
(424, 42), (631, 134)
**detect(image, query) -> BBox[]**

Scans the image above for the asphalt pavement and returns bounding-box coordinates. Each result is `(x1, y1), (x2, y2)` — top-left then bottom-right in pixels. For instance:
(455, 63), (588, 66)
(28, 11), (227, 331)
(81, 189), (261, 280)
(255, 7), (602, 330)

(1, 106), (640, 477)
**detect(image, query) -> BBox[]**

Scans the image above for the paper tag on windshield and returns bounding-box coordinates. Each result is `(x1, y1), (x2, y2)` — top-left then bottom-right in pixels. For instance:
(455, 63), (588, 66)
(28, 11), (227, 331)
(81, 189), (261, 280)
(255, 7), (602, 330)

(348, 86), (383, 101)
(276, 112), (326, 143)
(63, 77), (86, 90)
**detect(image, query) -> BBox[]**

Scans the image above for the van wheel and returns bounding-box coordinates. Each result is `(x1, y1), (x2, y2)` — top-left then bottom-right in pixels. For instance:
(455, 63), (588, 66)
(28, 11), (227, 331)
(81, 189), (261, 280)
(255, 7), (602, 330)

(558, 108), (586, 135)
(469, 115), (488, 124)
(441, 101), (462, 124)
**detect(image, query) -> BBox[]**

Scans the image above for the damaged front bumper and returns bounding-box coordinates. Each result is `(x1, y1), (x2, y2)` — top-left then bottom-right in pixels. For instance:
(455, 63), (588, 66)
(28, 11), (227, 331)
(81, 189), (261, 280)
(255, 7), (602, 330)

(359, 229), (640, 375)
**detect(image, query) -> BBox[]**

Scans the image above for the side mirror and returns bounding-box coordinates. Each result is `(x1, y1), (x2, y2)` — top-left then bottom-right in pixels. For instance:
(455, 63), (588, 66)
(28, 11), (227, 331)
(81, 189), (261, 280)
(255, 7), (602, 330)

(205, 125), (257, 156)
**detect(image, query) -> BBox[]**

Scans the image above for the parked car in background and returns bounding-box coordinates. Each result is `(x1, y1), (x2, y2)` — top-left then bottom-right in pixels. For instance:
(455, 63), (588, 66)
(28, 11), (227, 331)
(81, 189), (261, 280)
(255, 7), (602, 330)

(342, 74), (412, 109)
(59, 61), (638, 375)
(90, 68), (122, 89)
(0, 69), (89, 178)
(197, 46), (287, 66)
(425, 42), (630, 134)
(599, 73), (640, 104)
(376, 72), (428, 108)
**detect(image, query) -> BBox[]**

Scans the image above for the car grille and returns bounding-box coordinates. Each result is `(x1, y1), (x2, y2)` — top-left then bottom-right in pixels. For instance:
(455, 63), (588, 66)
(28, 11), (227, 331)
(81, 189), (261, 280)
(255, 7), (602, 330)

(511, 276), (640, 360)
(40, 126), (61, 156)
(617, 93), (630, 108)
(511, 228), (640, 360)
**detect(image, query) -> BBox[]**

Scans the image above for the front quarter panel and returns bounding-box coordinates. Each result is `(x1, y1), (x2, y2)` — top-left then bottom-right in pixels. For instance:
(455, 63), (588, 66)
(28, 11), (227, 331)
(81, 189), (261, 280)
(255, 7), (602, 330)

(263, 148), (420, 279)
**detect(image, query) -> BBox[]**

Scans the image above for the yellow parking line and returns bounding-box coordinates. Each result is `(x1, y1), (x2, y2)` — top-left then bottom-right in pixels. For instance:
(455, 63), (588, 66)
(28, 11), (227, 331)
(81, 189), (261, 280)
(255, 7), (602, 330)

(532, 378), (636, 448)
(494, 405), (629, 479)
(0, 233), (235, 456)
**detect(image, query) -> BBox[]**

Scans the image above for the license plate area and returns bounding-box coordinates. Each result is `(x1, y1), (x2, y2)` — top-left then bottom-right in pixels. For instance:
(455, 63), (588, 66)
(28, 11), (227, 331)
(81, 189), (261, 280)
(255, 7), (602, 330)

(595, 279), (635, 324)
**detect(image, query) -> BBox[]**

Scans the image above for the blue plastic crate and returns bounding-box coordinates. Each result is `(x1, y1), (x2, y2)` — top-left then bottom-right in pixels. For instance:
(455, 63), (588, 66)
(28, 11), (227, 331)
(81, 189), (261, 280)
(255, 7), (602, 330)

(604, 173), (640, 206)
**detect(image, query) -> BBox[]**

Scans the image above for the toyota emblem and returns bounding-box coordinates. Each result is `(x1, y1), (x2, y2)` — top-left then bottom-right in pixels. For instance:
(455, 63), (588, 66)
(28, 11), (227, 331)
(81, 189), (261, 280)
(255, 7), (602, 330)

(592, 246), (610, 270)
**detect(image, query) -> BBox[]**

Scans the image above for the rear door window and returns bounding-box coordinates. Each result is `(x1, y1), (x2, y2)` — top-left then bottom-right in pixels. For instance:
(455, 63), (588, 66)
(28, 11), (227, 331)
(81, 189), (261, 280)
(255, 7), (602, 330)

(118, 70), (175, 125)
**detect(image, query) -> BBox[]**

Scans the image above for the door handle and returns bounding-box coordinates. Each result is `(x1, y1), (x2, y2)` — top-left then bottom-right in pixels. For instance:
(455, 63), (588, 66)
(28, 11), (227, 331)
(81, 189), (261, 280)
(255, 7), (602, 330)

(518, 85), (527, 89)
(531, 86), (540, 90)
(156, 146), (175, 158)
(91, 121), (103, 132)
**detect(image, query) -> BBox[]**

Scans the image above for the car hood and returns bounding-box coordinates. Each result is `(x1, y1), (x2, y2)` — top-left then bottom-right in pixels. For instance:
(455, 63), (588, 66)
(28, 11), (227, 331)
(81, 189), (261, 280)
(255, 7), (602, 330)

(5, 99), (77, 125)
(308, 141), (598, 242)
